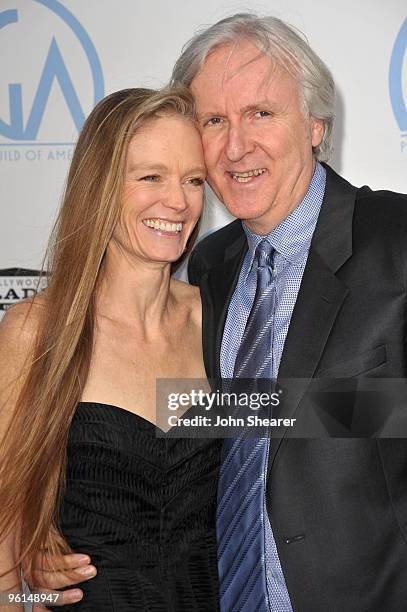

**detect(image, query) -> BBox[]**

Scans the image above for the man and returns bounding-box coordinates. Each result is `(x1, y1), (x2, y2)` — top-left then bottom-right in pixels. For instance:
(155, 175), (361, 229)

(35, 13), (407, 611)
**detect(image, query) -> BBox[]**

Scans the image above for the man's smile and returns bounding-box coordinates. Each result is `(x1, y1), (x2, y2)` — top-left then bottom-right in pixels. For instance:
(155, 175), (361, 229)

(228, 168), (267, 183)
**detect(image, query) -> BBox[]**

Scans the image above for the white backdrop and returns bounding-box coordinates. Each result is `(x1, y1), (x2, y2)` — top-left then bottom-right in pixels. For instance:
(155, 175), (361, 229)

(1, 0), (406, 313)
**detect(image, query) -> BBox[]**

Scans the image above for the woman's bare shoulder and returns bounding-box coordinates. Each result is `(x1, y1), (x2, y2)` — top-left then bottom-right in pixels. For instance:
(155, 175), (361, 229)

(0, 298), (44, 345)
(171, 278), (200, 296)
(0, 299), (45, 437)
(171, 279), (201, 314)
(0, 297), (45, 333)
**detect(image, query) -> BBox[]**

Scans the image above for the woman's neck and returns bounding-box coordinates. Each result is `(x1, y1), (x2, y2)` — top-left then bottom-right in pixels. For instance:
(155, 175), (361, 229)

(96, 242), (175, 334)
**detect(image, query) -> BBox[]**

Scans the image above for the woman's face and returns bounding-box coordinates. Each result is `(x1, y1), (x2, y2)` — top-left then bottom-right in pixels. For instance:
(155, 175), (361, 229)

(112, 114), (206, 266)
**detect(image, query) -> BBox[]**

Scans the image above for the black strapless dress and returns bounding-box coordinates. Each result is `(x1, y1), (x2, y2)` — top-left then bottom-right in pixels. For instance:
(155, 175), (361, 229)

(51, 402), (221, 611)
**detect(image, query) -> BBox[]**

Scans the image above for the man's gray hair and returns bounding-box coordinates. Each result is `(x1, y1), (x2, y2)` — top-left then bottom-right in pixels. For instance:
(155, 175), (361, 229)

(171, 13), (335, 161)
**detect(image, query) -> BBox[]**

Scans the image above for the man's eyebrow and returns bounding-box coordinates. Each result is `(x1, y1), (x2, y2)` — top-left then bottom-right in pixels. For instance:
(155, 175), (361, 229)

(241, 101), (275, 113)
(197, 100), (275, 120)
(196, 111), (224, 120)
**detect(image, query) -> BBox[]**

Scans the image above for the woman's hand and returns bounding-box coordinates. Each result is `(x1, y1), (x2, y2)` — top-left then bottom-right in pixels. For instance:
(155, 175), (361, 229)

(25, 551), (97, 609)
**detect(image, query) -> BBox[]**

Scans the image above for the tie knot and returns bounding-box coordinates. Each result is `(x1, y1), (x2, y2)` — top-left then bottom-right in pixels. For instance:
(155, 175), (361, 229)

(255, 239), (274, 269)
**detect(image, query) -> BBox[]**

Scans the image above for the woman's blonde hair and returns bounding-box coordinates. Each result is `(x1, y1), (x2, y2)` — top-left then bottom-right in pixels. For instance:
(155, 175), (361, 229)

(0, 85), (197, 582)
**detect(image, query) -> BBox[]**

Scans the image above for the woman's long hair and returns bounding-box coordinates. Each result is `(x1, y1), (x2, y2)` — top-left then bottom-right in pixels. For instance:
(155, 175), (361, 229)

(0, 86), (197, 582)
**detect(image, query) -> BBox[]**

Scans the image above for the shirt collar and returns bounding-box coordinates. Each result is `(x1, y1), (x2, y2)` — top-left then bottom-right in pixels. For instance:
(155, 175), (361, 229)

(242, 162), (326, 277)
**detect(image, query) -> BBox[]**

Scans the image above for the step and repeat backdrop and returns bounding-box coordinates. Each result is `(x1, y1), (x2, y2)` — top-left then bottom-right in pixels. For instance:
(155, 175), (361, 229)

(1, 0), (406, 316)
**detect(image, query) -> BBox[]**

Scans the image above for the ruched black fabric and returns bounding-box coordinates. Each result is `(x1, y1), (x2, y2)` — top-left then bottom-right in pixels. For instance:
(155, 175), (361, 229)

(50, 402), (221, 611)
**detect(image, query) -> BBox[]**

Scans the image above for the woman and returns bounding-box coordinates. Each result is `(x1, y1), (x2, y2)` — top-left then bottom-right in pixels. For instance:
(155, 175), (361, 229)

(0, 87), (221, 610)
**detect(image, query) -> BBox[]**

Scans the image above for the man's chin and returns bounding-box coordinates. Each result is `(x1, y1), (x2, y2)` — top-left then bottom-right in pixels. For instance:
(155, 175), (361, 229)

(223, 200), (268, 223)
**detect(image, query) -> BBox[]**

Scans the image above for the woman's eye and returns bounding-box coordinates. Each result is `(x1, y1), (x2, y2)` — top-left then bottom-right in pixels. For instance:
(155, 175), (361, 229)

(140, 175), (159, 182)
(187, 177), (205, 186)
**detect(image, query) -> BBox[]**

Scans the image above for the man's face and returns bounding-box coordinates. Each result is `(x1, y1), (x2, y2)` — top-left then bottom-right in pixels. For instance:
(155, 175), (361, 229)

(191, 40), (324, 234)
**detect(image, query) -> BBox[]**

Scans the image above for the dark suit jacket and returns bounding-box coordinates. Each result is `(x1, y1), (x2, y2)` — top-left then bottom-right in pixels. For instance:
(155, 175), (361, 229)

(188, 165), (407, 611)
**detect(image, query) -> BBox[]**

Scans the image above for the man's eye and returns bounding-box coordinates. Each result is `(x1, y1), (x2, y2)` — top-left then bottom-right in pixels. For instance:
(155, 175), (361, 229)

(140, 175), (159, 182)
(255, 110), (271, 118)
(205, 117), (223, 126)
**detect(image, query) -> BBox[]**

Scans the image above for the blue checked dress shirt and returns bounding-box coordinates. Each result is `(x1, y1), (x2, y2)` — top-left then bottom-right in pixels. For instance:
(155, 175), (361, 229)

(220, 162), (326, 611)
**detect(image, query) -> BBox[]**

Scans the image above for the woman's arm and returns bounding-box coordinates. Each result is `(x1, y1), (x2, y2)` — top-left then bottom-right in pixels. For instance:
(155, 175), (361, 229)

(0, 531), (22, 612)
(0, 304), (95, 608)
(0, 305), (34, 610)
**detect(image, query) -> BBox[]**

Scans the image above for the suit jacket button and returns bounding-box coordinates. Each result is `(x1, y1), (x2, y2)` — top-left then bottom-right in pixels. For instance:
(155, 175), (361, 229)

(285, 534), (305, 544)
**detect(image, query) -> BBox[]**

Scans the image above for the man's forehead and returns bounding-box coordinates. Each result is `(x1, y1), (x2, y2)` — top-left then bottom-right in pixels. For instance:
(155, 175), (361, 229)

(191, 45), (296, 107)
(192, 59), (295, 116)
(197, 40), (273, 81)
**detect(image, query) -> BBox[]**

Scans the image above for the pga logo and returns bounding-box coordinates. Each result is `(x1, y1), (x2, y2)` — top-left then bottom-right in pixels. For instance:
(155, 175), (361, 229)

(0, 0), (104, 144)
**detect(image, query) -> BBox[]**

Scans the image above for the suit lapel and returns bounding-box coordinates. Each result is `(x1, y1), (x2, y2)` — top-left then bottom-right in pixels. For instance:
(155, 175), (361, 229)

(268, 166), (358, 470)
(278, 166), (357, 379)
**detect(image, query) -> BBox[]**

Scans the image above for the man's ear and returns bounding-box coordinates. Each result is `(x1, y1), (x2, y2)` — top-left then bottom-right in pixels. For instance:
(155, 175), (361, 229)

(310, 117), (324, 148)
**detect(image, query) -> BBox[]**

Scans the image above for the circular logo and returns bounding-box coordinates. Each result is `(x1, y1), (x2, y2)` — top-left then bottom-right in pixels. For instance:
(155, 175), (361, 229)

(0, 0), (104, 143)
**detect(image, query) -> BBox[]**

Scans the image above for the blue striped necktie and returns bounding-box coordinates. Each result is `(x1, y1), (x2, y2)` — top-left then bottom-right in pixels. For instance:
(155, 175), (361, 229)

(217, 239), (276, 611)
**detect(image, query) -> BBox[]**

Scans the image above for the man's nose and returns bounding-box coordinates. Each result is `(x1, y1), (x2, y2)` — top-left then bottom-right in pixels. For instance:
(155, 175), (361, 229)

(225, 125), (254, 162)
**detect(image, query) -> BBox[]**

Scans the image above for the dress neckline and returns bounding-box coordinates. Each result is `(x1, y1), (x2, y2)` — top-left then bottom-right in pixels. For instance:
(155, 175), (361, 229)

(77, 401), (163, 430)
